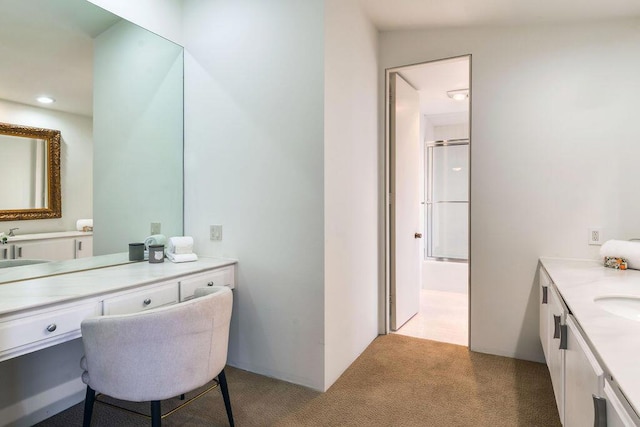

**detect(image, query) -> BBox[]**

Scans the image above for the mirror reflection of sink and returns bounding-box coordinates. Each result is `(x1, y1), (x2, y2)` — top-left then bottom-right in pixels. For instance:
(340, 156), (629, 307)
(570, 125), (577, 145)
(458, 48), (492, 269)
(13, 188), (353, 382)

(0, 259), (50, 269)
(594, 296), (640, 322)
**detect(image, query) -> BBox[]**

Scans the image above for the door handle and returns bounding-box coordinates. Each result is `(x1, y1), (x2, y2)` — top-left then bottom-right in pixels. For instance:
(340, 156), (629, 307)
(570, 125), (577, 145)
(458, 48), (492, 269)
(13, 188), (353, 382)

(414, 233), (422, 239)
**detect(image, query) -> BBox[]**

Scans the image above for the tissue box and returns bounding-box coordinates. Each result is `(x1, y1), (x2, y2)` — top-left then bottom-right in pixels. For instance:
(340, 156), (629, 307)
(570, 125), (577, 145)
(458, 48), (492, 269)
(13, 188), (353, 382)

(604, 257), (627, 270)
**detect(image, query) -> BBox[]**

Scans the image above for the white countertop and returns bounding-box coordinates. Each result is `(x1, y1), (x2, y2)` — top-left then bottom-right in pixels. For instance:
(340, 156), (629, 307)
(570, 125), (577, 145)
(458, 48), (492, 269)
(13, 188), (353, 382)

(0, 257), (237, 316)
(540, 257), (640, 416)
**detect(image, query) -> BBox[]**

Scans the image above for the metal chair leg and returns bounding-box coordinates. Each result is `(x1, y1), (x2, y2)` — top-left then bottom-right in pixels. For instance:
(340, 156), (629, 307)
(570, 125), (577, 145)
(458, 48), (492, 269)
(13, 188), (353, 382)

(151, 400), (162, 427)
(218, 369), (235, 427)
(82, 386), (96, 427)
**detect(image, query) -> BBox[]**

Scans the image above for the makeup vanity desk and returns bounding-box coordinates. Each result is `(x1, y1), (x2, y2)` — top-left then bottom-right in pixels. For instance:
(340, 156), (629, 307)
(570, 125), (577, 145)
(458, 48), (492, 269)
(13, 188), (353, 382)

(0, 256), (237, 363)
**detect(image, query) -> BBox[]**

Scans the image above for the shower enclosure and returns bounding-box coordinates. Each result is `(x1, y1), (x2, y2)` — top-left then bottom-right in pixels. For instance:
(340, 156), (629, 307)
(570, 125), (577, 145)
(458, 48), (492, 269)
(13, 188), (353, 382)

(424, 139), (469, 261)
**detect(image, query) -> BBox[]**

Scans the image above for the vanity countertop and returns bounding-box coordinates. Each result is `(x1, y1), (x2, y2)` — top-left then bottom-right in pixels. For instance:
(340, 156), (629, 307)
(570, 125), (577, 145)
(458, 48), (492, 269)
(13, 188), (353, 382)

(0, 257), (237, 316)
(540, 257), (640, 416)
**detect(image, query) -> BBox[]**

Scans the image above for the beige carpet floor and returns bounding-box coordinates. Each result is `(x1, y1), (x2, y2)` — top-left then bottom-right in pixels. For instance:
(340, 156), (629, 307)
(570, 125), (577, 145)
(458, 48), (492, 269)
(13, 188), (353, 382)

(36, 334), (560, 426)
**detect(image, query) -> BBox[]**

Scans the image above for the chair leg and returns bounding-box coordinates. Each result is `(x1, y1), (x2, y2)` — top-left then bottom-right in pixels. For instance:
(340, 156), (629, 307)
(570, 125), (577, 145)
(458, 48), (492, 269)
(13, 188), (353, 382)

(218, 369), (235, 427)
(151, 400), (162, 427)
(82, 386), (96, 427)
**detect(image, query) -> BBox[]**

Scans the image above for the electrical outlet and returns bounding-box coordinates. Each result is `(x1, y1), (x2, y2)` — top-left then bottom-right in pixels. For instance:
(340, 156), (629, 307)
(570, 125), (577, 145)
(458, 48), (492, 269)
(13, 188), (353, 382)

(588, 228), (603, 246)
(210, 225), (223, 241)
(150, 222), (161, 235)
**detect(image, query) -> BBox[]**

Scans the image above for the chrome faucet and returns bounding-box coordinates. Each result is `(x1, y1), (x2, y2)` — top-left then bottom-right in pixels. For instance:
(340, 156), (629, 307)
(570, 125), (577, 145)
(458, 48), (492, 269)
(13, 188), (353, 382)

(8, 228), (19, 237)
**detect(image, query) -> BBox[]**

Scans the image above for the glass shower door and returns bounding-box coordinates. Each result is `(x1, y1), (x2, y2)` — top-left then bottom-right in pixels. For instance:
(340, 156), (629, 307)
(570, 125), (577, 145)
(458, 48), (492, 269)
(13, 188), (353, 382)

(425, 141), (469, 261)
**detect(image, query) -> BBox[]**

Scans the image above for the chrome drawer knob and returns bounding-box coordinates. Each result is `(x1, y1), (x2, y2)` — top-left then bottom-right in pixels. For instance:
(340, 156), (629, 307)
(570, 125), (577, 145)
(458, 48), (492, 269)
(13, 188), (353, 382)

(143, 298), (152, 306)
(46, 324), (57, 333)
(207, 281), (214, 286)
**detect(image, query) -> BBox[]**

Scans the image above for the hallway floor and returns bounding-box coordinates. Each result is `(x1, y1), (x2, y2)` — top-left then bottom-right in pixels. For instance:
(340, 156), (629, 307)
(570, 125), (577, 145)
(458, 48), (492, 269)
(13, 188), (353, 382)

(393, 289), (468, 346)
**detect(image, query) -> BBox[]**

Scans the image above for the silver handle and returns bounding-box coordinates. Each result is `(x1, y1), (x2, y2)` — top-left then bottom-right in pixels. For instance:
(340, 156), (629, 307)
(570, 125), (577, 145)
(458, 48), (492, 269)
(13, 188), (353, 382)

(542, 286), (548, 304)
(78, 241), (83, 251)
(17, 247), (22, 258)
(559, 324), (568, 350)
(592, 395), (607, 427)
(143, 298), (151, 306)
(46, 324), (57, 333)
(207, 281), (214, 286)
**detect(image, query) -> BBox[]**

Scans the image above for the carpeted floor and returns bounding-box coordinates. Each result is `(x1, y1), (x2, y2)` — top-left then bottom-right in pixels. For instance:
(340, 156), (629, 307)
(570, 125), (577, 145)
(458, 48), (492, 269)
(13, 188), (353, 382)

(36, 334), (560, 426)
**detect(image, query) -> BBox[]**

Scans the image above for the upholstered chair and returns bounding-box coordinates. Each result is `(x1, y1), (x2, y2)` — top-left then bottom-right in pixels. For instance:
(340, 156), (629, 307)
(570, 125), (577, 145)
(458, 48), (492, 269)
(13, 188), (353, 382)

(80, 286), (234, 427)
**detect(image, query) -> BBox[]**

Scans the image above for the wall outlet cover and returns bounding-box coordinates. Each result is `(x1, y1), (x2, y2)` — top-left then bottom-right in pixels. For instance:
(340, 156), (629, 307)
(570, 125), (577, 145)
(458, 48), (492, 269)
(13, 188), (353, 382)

(150, 222), (161, 235)
(588, 228), (603, 246)
(210, 225), (223, 241)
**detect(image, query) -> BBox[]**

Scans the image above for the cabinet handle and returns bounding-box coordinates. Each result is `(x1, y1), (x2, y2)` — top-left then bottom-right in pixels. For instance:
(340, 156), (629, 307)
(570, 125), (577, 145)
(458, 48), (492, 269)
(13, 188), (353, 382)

(78, 241), (83, 251)
(143, 298), (152, 306)
(17, 247), (22, 258)
(46, 324), (57, 333)
(2, 248), (6, 259)
(592, 395), (607, 427)
(542, 286), (548, 304)
(553, 315), (561, 339)
(207, 281), (214, 286)
(559, 324), (567, 350)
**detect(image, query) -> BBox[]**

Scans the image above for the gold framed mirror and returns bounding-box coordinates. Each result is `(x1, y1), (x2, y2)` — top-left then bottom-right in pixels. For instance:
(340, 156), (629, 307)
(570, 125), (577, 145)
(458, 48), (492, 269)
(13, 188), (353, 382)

(0, 122), (61, 220)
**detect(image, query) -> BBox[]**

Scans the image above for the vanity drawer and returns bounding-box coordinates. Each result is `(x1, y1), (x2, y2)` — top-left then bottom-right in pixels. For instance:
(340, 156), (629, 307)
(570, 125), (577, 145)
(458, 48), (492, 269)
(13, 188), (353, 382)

(103, 282), (179, 315)
(179, 266), (235, 301)
(0, 302), (101, 354)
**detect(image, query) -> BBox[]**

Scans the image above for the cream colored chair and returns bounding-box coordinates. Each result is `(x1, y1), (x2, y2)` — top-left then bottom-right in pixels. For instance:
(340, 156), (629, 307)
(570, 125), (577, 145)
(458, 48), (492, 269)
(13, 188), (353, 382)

(80, 286), (234, 427)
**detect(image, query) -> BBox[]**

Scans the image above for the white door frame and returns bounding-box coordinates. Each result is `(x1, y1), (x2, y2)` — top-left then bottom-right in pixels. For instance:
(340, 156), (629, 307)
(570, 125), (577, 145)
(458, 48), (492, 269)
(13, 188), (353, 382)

(382, 55), (472, 341)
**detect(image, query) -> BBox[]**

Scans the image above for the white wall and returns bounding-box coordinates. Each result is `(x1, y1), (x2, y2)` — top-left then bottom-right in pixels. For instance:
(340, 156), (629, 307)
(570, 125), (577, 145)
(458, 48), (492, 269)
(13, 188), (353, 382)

(0, 100), (92, 234)
(93, 20), (184, 255)
(86, 0), (183, 45)
(324, 0), (379, 388)
(182, 0), (326, 390)
(381, 19), (640, 362)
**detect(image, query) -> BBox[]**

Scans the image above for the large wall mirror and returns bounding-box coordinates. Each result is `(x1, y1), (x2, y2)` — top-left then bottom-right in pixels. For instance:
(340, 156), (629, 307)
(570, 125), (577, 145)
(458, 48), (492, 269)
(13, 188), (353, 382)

(0, 0), (184, 282)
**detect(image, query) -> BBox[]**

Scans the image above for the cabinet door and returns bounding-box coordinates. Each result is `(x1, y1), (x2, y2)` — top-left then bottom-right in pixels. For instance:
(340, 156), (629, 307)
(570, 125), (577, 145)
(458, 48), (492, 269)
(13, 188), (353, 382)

(564, 315), (604, 427)
(604, 380), (640, 427)
(75, 236), (93, 258)
(14, 239), (75, 261)
(539, 266), (551, 363)
(548, 285), (567, 424)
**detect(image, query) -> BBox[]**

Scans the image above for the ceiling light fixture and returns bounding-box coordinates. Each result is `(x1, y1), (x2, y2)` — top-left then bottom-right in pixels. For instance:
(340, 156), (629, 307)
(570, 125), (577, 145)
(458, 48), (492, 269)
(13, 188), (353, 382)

(446, 89), (469, 101)
(36, 96), (55, 104)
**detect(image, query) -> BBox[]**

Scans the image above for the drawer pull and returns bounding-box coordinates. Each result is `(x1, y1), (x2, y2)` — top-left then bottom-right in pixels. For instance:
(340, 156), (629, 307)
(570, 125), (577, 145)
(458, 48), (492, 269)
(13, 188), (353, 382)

(542, 286), (548, 304)
(143, 299), (152, 306)
(46, 324), (57, 333)
(553, 315), (561, 339)
(207, 281), (214, 286)
(592, 395), (607, 427)
(559, 324), (568, 350)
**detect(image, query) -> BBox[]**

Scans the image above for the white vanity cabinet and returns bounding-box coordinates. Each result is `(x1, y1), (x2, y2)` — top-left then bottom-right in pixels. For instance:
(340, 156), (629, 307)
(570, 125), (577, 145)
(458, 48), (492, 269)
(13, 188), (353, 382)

(5, 232), (93, 261)
(564, 315), (605, 427)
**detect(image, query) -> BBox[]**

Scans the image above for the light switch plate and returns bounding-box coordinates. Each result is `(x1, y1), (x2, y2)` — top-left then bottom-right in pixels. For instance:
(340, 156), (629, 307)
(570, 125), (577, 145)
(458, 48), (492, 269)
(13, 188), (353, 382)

(210, 225), (223, 241)
(150, 222), (161, 235)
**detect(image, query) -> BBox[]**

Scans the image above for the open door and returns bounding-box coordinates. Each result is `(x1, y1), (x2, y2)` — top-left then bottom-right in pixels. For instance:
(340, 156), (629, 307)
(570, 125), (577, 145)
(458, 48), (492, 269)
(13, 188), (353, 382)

(390, 72), (422, 331)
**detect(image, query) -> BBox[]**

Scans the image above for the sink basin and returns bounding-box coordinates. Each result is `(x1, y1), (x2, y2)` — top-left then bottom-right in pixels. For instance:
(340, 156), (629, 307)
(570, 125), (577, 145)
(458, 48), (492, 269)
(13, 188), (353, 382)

(0, 259), (49, 268)
(594, 296), (640, 322)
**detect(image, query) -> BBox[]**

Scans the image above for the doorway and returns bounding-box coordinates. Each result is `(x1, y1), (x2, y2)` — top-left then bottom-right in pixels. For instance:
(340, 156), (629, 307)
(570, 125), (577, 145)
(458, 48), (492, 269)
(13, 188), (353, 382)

(385, 55), (470, 347)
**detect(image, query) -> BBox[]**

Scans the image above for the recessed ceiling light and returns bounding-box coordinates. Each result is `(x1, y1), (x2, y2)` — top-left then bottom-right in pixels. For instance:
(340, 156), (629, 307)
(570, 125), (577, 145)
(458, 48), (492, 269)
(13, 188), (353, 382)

(446, 89), (469, 101)
(36, 96), (55, 104)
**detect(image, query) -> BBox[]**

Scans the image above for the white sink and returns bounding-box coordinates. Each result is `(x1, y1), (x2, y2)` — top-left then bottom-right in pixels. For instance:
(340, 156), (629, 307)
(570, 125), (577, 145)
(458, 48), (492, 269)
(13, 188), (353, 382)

(594, 296), (640, 322)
